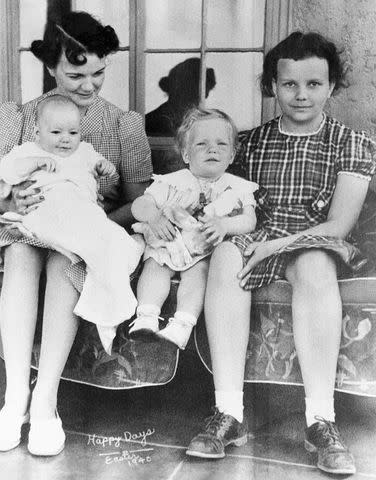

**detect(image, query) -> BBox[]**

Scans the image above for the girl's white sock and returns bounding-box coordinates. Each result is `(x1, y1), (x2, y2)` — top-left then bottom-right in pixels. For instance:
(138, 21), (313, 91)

(305, 396), (335, 427)
(215, 390), (244, 423)
(136, 304), (161, 316)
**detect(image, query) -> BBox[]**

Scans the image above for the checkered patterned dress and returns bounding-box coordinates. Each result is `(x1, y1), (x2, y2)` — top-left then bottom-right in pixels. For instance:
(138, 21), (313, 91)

(0, 90), (152, 290)
(229, 115), (376, 290)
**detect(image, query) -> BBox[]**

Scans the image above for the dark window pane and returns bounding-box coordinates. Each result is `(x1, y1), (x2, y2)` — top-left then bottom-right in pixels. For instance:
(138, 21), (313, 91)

(145, 54), (217, 136)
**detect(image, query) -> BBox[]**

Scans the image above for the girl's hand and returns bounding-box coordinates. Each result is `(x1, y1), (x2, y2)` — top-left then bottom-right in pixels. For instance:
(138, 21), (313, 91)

(200, 214), (227, 246)
(148, 211), (176, 241)
(238, 240), (280, 287)
(96, 159), (116, 177)
(11, 181), (44, 215)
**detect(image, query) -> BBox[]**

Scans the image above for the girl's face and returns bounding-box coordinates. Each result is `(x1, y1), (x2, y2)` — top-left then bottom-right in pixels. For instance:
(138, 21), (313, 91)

(183, 118), (234, 179)
(48, 52), (106, 111)
(273, 56), (335, 133)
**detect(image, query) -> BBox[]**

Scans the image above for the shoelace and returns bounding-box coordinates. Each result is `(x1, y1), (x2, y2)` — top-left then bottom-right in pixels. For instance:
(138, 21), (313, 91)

(313, 416), (344, 448)
(203, 408), (230, 435)
(128, 314), (165, 329)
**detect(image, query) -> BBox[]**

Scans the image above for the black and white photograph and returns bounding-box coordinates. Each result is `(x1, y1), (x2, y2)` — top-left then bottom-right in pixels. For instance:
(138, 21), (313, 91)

(0, 0), (376, 478)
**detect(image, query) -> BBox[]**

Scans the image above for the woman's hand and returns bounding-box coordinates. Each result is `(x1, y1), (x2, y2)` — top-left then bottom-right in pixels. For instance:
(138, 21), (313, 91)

(200, 214), (227, 246)
(148, 211), (176, 241)
(238, 239), (281, 287)
(10, 181), (44, 215)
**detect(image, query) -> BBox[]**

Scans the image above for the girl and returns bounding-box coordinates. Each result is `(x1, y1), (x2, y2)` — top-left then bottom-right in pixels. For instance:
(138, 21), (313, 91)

(0, 12), (151, 456)
(130, 108), (258, 349)
(186, 32), (376, 477)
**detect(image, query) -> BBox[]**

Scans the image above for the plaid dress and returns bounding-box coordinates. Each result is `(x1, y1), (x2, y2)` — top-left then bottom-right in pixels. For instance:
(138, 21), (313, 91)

(0, 90), (152, 290)
(229, 115), (376, 290)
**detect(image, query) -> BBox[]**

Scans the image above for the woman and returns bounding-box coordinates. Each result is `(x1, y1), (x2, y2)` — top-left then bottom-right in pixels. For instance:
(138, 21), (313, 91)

(186, 32), (375, 476)
(0, 11), (151, 456)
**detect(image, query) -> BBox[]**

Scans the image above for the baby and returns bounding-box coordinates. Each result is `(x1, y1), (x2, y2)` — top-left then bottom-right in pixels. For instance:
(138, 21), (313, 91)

(0, 94), (144, 353)
(130, 107), (258, 349)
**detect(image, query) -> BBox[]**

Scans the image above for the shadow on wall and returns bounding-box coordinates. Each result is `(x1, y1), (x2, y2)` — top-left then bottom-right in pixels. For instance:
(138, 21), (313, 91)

(146, 58), (216, 137)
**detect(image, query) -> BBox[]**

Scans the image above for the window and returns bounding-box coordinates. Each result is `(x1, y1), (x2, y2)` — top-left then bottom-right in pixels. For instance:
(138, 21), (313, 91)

(73, 0), (265, 133)
(4, 0), (291, 170)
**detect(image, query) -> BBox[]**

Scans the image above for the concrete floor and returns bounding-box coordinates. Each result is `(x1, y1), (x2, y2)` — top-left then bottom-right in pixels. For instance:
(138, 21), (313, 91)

(0, 351), (376, 480)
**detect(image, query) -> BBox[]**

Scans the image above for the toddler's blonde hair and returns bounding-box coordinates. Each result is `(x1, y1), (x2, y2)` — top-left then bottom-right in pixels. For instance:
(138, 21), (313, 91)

(176, 107), (238, 153)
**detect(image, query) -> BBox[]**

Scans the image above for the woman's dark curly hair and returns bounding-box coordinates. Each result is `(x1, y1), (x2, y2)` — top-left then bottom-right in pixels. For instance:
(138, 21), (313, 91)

(261, 31), (346, 97)
(30, 11), (119, 68)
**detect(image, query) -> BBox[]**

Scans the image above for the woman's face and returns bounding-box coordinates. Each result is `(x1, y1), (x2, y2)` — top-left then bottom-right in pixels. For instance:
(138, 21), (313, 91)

(47, 52), (106, 110)
(273, 56), (335, 133)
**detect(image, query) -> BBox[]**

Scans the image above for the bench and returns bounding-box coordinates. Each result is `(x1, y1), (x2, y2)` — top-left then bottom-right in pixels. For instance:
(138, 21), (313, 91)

(28, 188), (376, 396)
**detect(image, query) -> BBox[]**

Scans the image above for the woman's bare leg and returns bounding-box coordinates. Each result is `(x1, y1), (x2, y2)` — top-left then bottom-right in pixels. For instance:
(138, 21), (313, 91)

(30, 252), (79, 420)
(0, 244), (45, 415)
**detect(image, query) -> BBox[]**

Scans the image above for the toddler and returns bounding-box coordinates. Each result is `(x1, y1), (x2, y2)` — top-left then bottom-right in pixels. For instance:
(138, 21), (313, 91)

(130, 108), (258, 349)
(0, 95), (144, 353)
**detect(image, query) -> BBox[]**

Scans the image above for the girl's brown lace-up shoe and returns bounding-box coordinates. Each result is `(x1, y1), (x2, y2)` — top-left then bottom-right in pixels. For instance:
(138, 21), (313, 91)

(305, 417), (356, 475)
(186, 408), (248, 459)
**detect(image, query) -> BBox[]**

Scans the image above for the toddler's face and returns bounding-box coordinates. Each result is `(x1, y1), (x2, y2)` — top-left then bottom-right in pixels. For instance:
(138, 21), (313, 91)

(36, 104), (81, 157)
(183, 118), (234, 179)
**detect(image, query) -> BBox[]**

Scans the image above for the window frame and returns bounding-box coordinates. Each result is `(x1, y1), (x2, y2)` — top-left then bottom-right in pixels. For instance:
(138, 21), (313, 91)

(1, 0), (292, 129)
(0, 0), (21, 103)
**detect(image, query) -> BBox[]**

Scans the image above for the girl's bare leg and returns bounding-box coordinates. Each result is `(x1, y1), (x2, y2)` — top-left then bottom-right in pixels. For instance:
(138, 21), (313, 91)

(186, 242), (250, 457)
(0, 244), (45, 415)
(205, 242), (251, 392)
(286, 250), (341, 423)
(30, 252), (79, 420)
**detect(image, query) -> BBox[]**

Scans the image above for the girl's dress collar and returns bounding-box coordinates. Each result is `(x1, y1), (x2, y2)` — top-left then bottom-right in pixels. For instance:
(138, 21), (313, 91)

(278, 113), (326, 137)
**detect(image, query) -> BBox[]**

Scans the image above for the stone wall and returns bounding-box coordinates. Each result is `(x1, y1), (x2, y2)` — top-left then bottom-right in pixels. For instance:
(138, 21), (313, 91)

(292, 0), (376, 138)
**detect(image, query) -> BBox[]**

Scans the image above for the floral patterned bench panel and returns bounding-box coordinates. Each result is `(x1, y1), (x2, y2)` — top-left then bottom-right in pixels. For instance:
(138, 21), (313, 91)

(195, 278), (376, 397)
(31, 280), (180, 390)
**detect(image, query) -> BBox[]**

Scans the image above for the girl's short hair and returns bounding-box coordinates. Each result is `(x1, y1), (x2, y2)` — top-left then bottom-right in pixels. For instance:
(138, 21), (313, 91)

(176, 108), (238, 152)
(261, 31), (345, 97)
(30, 11), (119, 68)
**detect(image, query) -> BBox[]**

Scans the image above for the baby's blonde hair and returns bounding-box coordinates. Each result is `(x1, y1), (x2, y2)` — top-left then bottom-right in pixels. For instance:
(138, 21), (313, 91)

(36, 94), (79, 125)
(176, 107), (238, 153)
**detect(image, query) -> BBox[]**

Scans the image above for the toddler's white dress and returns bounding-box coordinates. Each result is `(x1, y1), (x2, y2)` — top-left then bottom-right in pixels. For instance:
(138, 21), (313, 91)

(134, 169), (258, 271)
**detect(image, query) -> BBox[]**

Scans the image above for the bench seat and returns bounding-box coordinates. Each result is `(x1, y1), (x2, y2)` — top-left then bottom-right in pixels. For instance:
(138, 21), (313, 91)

(27, 188), (376, 395)
(29, 276), (376, 396)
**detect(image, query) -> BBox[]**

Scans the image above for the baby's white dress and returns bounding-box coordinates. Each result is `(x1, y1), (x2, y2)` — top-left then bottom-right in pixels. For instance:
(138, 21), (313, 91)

(0, 141), (144, 353)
